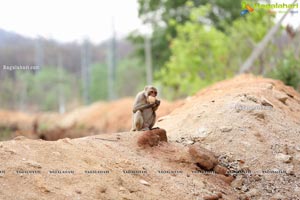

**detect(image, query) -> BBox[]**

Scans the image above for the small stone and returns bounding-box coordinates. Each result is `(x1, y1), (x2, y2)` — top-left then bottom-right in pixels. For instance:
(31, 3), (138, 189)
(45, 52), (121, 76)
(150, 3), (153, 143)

(246, 188), (259, 197)
(61, 138), (72, 144)
(213, 165), (228, 175)
(25, 160), (42, 169)
(139, 179), (150, 186)
(285, 165), (294, 175)
(295, 153), (300, 162)
(197, 127), (211, 137)
(231, 176), (244, 189)
(266, 83), (273, 89)
(241, 185), (249, 192)
(99, 186), (106, 193)
(203, 194), (219, 200)
(273, 91), (288, 104)
(13, 136), (27, 141)
(189, 145), (218, 170)
(270, 193), (285, 200)
(261, 98), (273, 107)
(185, 140), (194, 145)
(4, 148), (17, 154)
(275, 153), (292, 163)
(75, 189), (82, 194)
(220, 126), (232, 132)
(119, 186), (126, 191)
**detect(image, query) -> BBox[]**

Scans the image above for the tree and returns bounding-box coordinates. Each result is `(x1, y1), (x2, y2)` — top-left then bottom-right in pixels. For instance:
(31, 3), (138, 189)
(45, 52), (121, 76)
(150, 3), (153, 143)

(129, 0), (243, 71)
(157, 5), (276, 99)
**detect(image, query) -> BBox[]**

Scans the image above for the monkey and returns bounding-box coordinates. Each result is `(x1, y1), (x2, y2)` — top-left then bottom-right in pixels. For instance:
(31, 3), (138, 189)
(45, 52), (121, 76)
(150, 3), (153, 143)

(131, 86), (160, 131)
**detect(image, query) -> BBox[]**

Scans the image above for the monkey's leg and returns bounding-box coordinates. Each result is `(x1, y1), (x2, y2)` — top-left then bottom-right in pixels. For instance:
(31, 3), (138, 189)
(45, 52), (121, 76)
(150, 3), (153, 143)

(148, 113), (156, 130)
(132, 110), (143, 131)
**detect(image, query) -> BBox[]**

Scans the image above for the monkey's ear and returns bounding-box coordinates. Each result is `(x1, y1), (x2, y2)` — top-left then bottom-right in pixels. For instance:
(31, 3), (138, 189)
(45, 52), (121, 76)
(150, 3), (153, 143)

(144, 86), (149, 91)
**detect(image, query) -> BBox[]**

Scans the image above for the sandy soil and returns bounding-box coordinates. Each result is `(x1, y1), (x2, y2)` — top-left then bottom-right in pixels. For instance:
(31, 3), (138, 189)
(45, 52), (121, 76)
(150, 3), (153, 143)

(0, 74), (300, 199)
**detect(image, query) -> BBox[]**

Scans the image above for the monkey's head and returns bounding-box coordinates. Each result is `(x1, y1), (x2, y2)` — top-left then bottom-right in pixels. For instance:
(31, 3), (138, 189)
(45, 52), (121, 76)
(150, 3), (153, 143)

(144, 85), (158, 104)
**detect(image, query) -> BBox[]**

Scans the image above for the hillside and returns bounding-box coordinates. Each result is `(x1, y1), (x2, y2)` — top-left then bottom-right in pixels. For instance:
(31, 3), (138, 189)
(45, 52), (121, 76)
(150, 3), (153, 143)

(1, 74), (300, 199)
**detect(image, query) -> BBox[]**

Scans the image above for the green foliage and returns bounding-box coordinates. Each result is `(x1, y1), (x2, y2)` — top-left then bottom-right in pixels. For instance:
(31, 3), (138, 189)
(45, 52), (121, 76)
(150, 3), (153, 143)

(268, 51), (300, 90)
(89, 58), (146, 101)
(29, 67), (73, 111)
(130, 0), (243, 71)
(157, 5), (276, 99)
(226, 8), (275, 72)
(0, 127), (13, 141)
(89, 63), (108, 101)
(115, 58), (146, 97)
(157, 6), (230, 98)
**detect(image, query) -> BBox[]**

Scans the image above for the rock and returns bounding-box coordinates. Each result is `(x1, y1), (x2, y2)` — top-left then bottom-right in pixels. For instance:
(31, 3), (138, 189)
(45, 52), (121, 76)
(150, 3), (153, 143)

(246, 95), (258, 103)
(139, 179), (150, 186)
(220, 126), (232, 132)
(137, 129), (168, 148)
(25, 160), (42, 169)
(261, 97), (273, 107)
(137, 131), (158, 147)
(231, 176), (244, 189)
(153, 129), (168, 142)
(273, 91), (288, 104)
(185, 140), (195, 145)
(61, 138), (72, 144)
(4, 148), (17, 154)
(266, 83), (273, 89)
(13, 136), (27, 140)
(216, 174), (234, 184)
(241, 185), (249, 192)
(285, 165), (294, 175)
(270, 193), (285, 200)
(39, 186), (50, 193)
(98, 186), (107, 193)
(246, 188), (259, 197)
(213, 165), (228, 175)
(295, 153), (300, 162)
(275, 153), (292, 163)
(75, 189), (82, 194)
(203, 194), (220, 200)
(188, 145), (218, 170)
(197, 127), (211, 137)
(119, 187), (126, 191)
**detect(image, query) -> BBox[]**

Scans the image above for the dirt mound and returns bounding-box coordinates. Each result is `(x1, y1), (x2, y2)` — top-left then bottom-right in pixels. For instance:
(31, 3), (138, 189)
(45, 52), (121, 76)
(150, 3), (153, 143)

(157, 74), (300, 199)
(0, 132), (239, 200)
(0, 98), (183, 140)
(1, 74), (300, 199)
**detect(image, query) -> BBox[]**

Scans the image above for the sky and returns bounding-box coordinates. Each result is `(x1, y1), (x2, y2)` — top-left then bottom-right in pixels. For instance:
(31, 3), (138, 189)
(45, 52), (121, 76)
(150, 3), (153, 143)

(0, 0), (298, 44)
(0, 0), (143, 44)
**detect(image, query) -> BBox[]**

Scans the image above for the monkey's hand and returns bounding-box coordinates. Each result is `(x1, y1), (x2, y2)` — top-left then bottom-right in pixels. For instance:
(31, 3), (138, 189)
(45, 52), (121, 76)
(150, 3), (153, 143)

(152, 100), (160, 111)
(155, 99), (160, 106)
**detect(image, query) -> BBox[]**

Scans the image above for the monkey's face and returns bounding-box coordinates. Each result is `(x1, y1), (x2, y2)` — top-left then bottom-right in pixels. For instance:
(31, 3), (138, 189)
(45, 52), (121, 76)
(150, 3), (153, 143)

(147, 96), (156, 104)
(144, 86), (158, 104)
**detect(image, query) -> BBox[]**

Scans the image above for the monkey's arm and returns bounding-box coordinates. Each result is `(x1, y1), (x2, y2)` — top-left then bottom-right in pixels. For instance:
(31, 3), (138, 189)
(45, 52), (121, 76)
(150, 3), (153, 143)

(152, 100), (160, 111)
(133, 103), (156, 113)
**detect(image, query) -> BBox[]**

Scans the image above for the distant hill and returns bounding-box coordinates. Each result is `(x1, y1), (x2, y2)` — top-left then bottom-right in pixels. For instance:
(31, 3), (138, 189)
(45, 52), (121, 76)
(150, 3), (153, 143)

(0, 28), (134, 77)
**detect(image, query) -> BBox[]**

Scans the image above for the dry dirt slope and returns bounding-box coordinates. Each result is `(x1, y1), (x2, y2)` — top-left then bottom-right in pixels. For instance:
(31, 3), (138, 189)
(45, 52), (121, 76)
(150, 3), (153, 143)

(1, 74), (300, 200)
(0, 133), (238, 200)
(157, 74), (300, 199)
